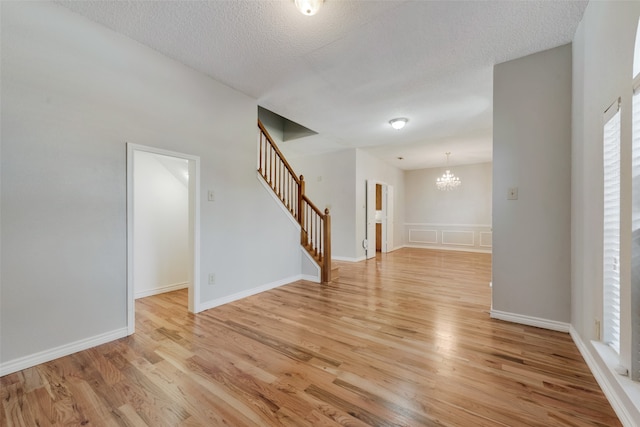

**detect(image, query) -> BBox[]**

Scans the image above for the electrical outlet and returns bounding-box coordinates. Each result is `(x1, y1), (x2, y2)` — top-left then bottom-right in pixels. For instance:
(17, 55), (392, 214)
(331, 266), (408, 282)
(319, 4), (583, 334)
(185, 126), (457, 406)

(208, 273), (215, 285)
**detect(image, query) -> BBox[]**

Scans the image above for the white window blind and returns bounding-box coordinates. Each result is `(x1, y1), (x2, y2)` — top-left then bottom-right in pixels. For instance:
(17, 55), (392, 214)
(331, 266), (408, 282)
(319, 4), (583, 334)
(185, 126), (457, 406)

(603, 102), (621, 355)
(634, 17), (640, 78)
(632, 87), (640, 380)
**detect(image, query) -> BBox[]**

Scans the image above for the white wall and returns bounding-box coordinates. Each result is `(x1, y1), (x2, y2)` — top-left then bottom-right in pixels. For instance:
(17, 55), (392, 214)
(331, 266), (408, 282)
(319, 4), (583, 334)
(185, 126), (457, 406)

(289, 149), (357, 260)
(404, 162), (492, 252)
(134, 152), (189, 298)
(290, 148), (405, 261)
(355, 149), (405, 260)
(1, 2), (301, 371)
(492, 44), (572, 325)
(572, 2), (640, 424)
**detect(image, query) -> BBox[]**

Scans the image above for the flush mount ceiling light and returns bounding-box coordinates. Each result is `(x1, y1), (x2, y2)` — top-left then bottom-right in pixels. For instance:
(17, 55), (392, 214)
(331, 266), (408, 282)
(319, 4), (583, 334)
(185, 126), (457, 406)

(436, 152), (461, 191)
(295, 0), (323, 16)
(389, 118), (408, 130)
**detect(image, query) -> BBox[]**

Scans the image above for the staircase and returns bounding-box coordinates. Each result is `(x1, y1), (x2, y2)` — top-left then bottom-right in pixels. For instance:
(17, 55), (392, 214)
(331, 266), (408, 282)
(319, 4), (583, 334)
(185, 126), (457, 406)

(257, 120), (334, 283)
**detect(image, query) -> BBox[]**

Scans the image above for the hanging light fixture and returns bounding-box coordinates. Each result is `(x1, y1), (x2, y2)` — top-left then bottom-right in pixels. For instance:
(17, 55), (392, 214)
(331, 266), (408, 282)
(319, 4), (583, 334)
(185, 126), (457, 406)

(295, 0), (323, 16)
(389, 118), (408, 130)
(436, 152), (461, 191)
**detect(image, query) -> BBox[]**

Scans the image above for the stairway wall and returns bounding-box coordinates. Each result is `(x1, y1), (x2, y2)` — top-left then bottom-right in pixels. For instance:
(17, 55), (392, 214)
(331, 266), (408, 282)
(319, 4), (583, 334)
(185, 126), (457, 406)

(1, 1), (302, 372)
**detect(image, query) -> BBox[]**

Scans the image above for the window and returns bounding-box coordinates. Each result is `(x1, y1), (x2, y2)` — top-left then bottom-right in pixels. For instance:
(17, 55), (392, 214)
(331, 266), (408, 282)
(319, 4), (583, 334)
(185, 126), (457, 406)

(634, 17), (640, 79)
(631, 17), (640, 382)
(603, 101), (621, 355)
(632, 82), (640, 381)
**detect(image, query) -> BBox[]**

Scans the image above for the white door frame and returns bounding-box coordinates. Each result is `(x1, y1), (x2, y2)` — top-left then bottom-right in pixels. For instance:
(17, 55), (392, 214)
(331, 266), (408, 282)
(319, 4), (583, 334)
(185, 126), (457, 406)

(366, 180), (376, 259)
(382, 185), (394, 253)
(126, 143), (201, 334)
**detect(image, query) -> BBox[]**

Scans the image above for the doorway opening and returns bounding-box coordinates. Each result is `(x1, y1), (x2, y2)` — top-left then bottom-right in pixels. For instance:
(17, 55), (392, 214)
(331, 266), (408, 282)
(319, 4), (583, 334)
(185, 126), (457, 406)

(376, 184), (383, 252)
(126, 144), (201, 334)
(366, 180), (394, 259)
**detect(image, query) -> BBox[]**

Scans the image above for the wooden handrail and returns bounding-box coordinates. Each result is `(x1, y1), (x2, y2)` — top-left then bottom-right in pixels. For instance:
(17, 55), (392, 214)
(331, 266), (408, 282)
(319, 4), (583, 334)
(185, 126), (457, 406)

(258, 121), (301, 220)
(301, 194), (323, 217)
(258, 120), (300, 186)
(258, 120), (332, 283)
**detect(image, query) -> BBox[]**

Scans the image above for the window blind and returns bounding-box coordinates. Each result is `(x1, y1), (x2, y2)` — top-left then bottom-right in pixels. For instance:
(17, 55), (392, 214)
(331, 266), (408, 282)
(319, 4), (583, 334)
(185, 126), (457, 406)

(603, 103), (621, 355)
(632, 87), (640, 380)
(634, 18), (640, 78)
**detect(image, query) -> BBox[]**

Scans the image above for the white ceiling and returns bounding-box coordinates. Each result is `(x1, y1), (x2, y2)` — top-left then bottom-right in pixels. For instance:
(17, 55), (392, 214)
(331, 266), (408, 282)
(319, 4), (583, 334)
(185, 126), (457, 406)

(56, 0), (587, 170)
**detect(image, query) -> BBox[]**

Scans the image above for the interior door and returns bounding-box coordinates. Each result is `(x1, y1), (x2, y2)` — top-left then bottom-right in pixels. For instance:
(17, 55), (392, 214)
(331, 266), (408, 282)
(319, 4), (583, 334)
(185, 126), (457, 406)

(366, 180), (376, 259)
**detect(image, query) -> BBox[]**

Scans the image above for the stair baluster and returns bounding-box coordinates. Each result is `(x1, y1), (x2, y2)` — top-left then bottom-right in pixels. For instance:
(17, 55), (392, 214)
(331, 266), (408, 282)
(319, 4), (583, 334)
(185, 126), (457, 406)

(257, 120), (332, 283)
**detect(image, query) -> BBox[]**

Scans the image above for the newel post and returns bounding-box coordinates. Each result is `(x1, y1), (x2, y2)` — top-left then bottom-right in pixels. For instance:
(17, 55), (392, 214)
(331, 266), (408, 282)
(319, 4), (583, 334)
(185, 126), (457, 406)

(322, 208), (331, 283)
(299, 175), (306, 244)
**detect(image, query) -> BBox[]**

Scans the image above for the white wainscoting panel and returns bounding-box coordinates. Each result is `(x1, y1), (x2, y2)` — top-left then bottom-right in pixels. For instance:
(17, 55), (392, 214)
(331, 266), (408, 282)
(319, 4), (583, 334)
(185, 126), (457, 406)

(442, 230), (474, 246)
(480, 232), (493, 248)
(408, 229), (438, 244)
(404, 223), (492, 253)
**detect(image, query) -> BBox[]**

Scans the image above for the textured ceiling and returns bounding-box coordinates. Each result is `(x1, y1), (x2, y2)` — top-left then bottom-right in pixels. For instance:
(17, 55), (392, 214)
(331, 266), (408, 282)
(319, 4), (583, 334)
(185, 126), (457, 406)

(56, 0), (587, 170)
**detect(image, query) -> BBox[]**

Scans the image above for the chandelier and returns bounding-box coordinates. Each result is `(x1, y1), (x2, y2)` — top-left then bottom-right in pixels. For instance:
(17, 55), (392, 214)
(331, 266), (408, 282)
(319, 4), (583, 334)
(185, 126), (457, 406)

(436, 152), (461, 191)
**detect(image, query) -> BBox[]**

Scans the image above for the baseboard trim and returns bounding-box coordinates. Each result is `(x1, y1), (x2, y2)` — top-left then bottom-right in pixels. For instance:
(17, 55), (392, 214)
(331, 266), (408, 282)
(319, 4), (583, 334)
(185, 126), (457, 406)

(197, 275), (302, 313)
(404, 244), (492, 254)
(570, 326), (638, 427)
(490, 310), (570, 332)
(0, 327), (129, 376)
(301, 274), (321, 283)
(135, 282), (188, 299)
(332, 256), (366, 262)
(405, 222), (492, 228)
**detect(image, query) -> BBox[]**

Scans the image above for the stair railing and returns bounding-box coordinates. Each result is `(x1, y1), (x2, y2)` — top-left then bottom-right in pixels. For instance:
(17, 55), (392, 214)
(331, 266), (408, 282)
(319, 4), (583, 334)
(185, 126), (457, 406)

(258, 120), (332, 283)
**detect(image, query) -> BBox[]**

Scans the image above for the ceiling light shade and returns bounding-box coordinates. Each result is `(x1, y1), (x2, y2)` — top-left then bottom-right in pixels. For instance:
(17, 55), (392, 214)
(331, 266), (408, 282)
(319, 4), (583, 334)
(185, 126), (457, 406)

(389, 118), (408, 130)
(436, 152), (461, 191)
(295, 0), (323, 16)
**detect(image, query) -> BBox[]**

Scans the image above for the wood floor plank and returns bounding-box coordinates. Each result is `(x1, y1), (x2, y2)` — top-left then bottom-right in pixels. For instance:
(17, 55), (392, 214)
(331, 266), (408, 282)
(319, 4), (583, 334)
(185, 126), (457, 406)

(1, 249), (622, 426)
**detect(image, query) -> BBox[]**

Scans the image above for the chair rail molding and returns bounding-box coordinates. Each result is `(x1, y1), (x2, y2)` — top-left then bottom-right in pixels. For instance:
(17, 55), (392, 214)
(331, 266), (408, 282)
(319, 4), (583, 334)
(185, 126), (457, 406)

(404, 223), (492, 253)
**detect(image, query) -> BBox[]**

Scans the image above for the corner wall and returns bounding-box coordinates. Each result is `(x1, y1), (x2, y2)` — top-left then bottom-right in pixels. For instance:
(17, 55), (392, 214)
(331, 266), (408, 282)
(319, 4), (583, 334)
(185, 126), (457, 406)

(492, 44), (572, 326)
(1, 1), (301, 373)
(288, 149), (358, 260)
(289, 148), (405, 261)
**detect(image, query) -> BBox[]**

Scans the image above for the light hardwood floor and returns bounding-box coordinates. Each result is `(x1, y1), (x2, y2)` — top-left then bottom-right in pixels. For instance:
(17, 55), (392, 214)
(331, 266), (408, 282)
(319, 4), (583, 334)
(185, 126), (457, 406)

(1, 248), (621, 426)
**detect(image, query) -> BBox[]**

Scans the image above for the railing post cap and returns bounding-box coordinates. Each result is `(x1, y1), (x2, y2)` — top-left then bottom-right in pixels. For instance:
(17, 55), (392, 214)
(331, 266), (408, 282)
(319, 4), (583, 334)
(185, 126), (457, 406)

(324, 208), (330, 215)
(300, 175), (304, 181)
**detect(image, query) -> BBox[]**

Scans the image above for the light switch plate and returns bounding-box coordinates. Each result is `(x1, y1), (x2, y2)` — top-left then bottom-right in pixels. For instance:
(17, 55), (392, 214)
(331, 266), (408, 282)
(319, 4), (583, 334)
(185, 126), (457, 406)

(507, 187), (518, 200)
